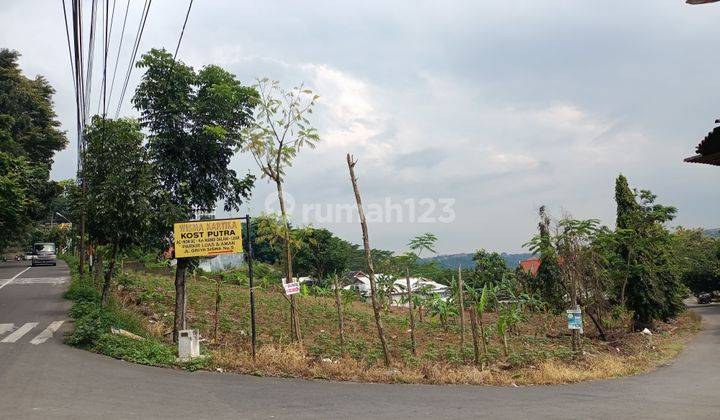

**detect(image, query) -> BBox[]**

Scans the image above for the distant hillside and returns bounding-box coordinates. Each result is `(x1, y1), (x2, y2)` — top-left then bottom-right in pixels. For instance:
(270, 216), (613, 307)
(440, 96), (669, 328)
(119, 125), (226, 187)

(704, 228), (720, 238)
(423, 252), (534, 269)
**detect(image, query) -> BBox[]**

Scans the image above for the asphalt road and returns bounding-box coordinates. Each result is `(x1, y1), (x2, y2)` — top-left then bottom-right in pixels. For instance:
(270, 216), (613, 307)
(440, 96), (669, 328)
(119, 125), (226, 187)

(0, 261), (718, 419)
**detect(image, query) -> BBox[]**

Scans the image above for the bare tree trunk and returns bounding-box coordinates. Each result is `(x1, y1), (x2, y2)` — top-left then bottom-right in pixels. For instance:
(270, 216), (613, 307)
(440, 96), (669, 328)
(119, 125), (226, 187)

(502, 330), (509, 357)
(101, 244), (118, 307)
(333, 275), (346, 357)
(406, 267), (417, 357)
(213, 278), (221, 343)
(79, 211), (86, 276)
(93, 249), (104, 288)
(586, 309), (607, 341)
(478, 309), (487, 356)
(347, 154), (391, 367)
(173, 258), (188, 343)
(569, 267), (581, 354)
(457, 266), (466, 362)
(276, 179), (301, 344)
(469, 305), (480, 366)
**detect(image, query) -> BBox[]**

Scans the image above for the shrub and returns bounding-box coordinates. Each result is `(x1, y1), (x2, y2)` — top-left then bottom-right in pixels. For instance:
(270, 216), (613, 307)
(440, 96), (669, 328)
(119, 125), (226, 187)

(93, 333), (175, 366)
(66, 301), (112, 346)
(64, 275), (101, 303)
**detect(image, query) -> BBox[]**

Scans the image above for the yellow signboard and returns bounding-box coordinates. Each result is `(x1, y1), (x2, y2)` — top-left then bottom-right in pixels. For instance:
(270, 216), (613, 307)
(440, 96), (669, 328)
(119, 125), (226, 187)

(173, 219), (243, 258)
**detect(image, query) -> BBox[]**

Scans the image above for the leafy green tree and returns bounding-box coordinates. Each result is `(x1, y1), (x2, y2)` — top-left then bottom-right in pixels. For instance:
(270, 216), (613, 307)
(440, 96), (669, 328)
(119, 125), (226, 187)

(82, 117), (154, 305)
(0, 49), (66, 167)
(524, 206), (565, 313)
(133, 48), (257, 341)
(408, 233), (437, 259)
(346, 247), (393, 272)
(0, 152), (28, 251)
(613, 174), (684, 329)
(672, 228), (720, 294)
(243, 217), (282, 265)
(0, 49), (67, 244)
(470, 249), (508, 292)
(242, 78), (319, 343)
(294, 227), (354, 281)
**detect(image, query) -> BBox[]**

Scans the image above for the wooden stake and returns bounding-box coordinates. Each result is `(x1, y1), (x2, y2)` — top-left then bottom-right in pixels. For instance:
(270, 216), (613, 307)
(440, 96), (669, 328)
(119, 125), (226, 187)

(406, 267), (417, 357)
(469, 304), (480, 366)
(213, 277), (221, 343)
(347, 154), (391, 368)
(333, 275), (346, 357)
(457, 266), (466, 362)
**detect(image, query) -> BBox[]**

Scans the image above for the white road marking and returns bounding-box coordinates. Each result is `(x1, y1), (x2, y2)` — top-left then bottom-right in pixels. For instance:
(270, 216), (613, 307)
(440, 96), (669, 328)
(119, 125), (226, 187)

(30, 321), (65, 345)
(12, 277), (70, 285)
(1, 322), (38, 343)
(0, 266), (32, 291)
(0, 323), (14, 336)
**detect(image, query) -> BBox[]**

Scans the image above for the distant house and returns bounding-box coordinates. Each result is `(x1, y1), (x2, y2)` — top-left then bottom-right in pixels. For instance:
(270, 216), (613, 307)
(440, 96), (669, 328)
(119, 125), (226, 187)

(389, 277), (450, 306)
(519, 256), (541, 277)
(342, 271), (371, 295)
(341, 272), (450, 304)
(277, 276), (318, 286)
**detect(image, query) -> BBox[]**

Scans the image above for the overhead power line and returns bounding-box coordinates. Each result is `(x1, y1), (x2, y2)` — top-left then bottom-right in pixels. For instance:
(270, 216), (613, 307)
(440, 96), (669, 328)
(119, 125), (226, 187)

(97, 0), (116, 116)
(61, 0), (76, 95)
(70, 0), (86, 173)
(83, 0), (99, 123)
(103, 0), (109, 117)
(107, 0), (130, 108)
(173, 0), (194, 60)
(115, 0), (152, 118)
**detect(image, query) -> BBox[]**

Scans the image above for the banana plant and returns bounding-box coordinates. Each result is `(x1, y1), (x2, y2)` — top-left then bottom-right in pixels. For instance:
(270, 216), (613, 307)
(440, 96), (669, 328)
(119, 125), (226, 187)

(466, 283), (490, 358)
(426, 293), (458, 330)
(496, 312), (509, 356)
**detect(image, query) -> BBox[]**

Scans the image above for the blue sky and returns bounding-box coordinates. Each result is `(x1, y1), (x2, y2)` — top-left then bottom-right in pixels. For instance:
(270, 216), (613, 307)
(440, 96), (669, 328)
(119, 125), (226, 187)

(2, 0), (719, 253)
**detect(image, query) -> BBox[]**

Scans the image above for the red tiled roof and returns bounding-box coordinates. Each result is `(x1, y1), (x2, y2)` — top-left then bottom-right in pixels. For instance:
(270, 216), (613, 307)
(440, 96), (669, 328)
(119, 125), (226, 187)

(519, 256), (541, 277)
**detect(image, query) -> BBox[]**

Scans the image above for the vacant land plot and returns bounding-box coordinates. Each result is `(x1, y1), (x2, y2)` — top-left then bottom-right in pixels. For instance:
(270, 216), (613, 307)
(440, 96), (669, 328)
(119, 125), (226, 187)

(80, 265), (701, 386)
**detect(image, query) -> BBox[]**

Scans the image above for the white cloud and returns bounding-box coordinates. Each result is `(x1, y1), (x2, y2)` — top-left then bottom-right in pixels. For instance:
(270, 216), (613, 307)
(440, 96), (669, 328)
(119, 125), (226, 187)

(2, 0), (717, 254)
(302, 63), (393, 163)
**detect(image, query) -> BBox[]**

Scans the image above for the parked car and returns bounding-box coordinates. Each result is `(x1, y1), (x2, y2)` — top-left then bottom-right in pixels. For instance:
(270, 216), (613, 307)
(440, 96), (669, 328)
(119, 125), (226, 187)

(31, 242), (56, 267)
(697, 292), (712, 305)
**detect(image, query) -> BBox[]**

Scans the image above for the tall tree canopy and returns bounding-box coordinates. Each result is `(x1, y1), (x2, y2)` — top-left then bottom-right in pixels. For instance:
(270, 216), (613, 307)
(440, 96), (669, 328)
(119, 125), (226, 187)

(613, 174), (685, 329)
(0, 152), (28, 250)
(132, 48), (258, 341)
(82, 117), (153, 304)
(0, 49), (66, 167)
(672, 228), (720, 295)
(0, 49), (67, 249)
(470, 249), (509, 291)
(133, 48), (257, 220)
(294, 227), (354, 280)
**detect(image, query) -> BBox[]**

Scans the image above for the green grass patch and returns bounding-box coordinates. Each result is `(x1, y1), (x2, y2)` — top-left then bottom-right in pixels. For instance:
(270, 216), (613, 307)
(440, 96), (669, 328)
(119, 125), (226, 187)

(62, 255), (177, 368)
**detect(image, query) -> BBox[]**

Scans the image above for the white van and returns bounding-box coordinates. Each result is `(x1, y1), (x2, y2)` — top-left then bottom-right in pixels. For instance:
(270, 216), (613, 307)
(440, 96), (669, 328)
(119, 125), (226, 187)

(31, 243), (57, 267)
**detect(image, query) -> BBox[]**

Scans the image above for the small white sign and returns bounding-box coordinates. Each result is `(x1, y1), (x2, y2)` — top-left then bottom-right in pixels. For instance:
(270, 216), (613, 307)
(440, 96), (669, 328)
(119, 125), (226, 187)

(284, 282), (300, 295)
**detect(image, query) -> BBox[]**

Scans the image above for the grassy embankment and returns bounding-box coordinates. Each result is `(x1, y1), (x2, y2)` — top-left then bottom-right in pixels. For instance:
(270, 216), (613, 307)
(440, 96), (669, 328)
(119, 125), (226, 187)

(64, 257), (702, 385)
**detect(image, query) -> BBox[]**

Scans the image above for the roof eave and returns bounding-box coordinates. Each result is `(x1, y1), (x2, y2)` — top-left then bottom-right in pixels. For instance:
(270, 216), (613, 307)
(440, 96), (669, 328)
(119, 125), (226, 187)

(685, 152), (720, 166)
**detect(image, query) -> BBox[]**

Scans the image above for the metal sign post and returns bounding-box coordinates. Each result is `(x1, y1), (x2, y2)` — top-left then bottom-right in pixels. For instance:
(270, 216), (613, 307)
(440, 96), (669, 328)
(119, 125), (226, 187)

(243, 214), (257, 361)
(172, 216), (256, 360)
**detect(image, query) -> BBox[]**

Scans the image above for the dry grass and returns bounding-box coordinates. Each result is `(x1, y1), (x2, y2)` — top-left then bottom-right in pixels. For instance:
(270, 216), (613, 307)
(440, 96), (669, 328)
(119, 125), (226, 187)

(115, 269), (702, 386)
